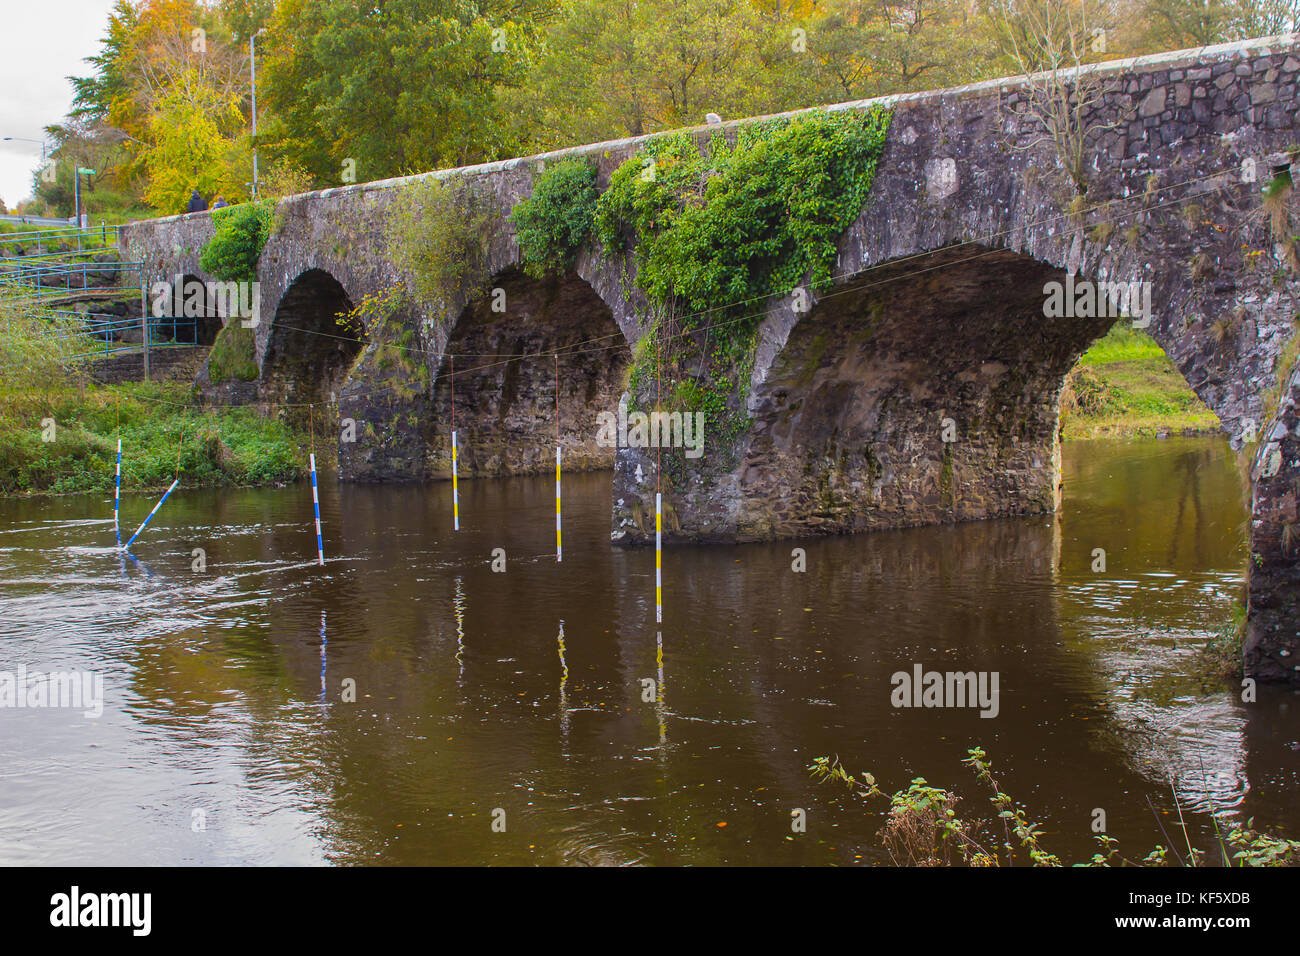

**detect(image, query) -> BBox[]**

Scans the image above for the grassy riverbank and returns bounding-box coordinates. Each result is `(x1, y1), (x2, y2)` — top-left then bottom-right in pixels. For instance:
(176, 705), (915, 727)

(1061, 325), (1220, 440)
(0, 301), (309, 495)
(0, 378), (309, 495)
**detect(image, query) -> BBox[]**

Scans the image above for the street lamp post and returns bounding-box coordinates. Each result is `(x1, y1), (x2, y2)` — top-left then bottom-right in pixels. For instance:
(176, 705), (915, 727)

(3, 137), (50, 199)
(2, 136), (47, 162)
(74, 168), (96, 227)
(250, 30), (266, 200)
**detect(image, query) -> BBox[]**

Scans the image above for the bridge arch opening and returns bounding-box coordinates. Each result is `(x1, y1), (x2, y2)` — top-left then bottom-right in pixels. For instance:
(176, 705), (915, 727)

(262, 269), (362, 408)
(429, 268), (631, 478)
(737, 244), (1226, 537)
(154, 273), (223, 346)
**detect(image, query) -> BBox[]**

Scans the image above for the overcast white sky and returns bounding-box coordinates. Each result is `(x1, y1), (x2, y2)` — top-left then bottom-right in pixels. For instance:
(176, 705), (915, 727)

(0, 0), (119, 208)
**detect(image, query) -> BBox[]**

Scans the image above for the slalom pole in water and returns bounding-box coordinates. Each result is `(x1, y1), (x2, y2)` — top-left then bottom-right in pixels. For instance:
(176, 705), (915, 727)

(310, 452), (324, 566)
(655, 492), (662, 624)
(308, 405), (324, 566)
(452, 430), (460, 532)
(555, 353), (561, 562)
(122, 478), (179, 551)
(113, 436), (122, 535)
(450, 354), (460, 531)
(113, 397), (122, 543)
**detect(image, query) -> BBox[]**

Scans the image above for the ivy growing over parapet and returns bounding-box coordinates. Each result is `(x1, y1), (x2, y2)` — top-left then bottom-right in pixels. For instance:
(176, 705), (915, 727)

(200, 200), (276, 281)
(596, 107), (892, 314)
(509, 159), (599, 279)
(593, 107), (893, 479)
(384, 176), (498, 317)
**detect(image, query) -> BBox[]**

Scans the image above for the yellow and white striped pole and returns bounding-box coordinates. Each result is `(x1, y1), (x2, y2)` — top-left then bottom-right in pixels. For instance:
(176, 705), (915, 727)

(655, 492), (662, 624)
(450, 353), (460, 531)
(451, 429), (460, 531)
(554, 353), (562, 562)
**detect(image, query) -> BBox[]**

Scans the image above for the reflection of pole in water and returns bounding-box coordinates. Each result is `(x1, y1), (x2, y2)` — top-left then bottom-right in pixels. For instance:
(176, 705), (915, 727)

(319, 609), (327, 704)
(656, 630), (666, 753)
(453, 576), (466, 678)
(557, 619), (569, 738)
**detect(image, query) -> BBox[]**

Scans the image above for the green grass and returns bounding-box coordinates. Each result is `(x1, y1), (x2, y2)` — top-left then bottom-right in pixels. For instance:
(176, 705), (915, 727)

(207, 323), (258, 383)
(1061, 325), (1220, 439)
(1075, 324), (1167, 366)
(0, 379), (308, 495)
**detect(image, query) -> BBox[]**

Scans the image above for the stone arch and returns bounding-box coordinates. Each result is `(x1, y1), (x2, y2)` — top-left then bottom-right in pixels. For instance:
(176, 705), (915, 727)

(176, 273), (225, 346)
(428, 267), (633, 478)
(260, 268), (361, 408)
(735, 244), (1152, 537)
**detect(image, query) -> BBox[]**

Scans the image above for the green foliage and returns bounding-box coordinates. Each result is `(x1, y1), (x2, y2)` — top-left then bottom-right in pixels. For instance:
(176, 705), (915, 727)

(1062, 325), (1220, 439)
(597, 108), (891, 315)
(812, 747), (1299, 867)
(602, 108), (890, 474)
(1226, 819), (1300, 866)
(962, 747), (1061, 867)
(384, 177), (495, 314)
(810, 756), (994, 866)
(0, 380), (305, 495)
(144, 80), (248, 214)
(199, 200), (275, 281)
(0, 304), (95, 393)
(1077, 323), (1167, 366)
(1198, 602), (1247, 679)
(261, 0), (550, 184)
(509, 160), (599, 278)
(207, 322), (259, 383)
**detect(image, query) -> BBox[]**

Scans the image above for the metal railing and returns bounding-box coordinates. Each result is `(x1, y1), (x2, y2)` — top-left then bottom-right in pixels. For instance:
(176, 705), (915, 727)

(0, 226), (193, 382)
(0, 223), (120, 255)
(0, 213), (77, 228)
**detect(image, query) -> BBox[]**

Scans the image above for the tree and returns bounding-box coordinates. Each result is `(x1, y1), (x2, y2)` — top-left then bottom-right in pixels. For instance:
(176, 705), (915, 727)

(992, 0), (1122, 194)
(1139, 0), (1299, 49)
(507, 0), (788, 151)
(144, 78), (246, 212)
(68, 0), (252, 210)
(260, 0), (555, 185)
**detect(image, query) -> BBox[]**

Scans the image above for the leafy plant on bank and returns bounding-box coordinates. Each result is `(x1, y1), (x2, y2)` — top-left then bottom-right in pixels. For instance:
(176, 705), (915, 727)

(199, 200), (276, 281)
(811, 748), (1299, 867)
(509, 159), (599, 278)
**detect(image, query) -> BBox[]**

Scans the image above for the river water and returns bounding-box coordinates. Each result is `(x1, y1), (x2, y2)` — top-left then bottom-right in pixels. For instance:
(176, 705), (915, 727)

(0, 436), (1296, 866)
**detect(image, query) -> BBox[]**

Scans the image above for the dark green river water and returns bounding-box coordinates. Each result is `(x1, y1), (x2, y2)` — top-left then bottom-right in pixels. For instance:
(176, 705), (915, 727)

(0, 436), (1296, 865)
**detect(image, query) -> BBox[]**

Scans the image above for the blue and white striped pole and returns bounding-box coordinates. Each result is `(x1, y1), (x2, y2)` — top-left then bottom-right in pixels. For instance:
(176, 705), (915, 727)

(113, 437), (121, 534)
(310, 452), (324, 566)
(122, 478), (178, 551)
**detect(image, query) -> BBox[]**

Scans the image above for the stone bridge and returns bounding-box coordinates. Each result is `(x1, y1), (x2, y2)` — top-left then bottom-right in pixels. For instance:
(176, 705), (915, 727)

(122, 35), (1300, 682)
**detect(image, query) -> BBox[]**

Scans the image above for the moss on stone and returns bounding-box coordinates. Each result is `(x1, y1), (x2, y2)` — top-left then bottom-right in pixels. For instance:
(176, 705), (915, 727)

(208, 322), (258, 383)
